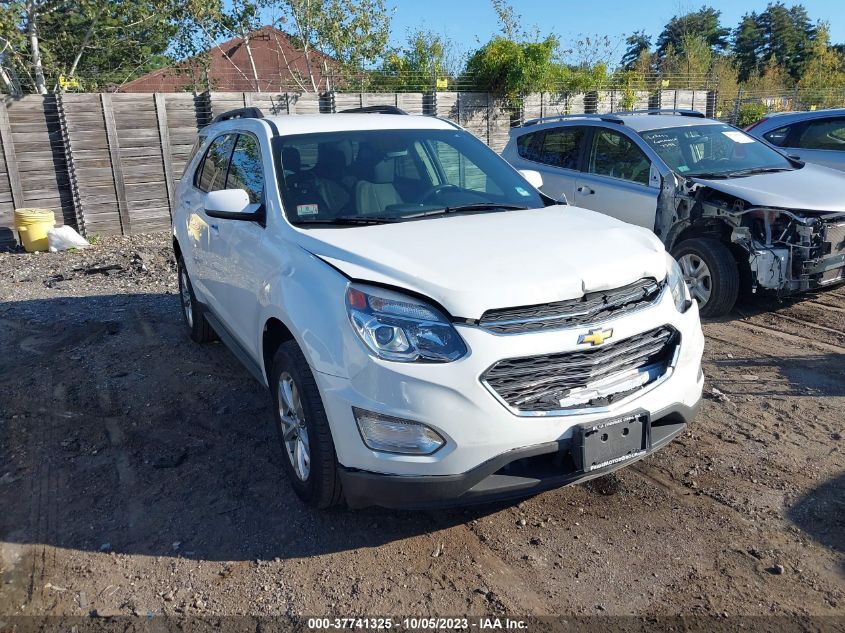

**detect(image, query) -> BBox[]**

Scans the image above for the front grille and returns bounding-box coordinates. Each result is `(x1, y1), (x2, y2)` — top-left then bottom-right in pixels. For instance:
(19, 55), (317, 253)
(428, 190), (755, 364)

(478, 278), (663, 334)
(482, 326), (679, 413)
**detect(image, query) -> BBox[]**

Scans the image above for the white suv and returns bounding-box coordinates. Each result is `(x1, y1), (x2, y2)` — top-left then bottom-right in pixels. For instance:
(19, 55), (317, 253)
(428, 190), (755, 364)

(172, 108), (704, 509)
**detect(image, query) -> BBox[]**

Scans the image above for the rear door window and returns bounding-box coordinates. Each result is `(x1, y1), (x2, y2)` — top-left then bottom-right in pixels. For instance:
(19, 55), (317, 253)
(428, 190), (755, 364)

(796, 118), (845, 150)
(587, 129), (650, 185)
(516, 131), (543, 162)
(539, 127), (584, 170)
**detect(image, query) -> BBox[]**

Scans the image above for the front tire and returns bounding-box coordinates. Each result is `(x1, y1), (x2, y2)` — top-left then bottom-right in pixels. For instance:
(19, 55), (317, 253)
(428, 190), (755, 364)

(270, 340), (343, 509)
(671, 238), (739, 318)
(177, 256), (217, 343)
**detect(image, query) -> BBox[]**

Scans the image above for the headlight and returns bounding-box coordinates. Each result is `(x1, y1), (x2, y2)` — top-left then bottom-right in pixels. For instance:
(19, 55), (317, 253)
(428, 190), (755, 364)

(346, 284), (468, 362)
(665, 252), (692, 313)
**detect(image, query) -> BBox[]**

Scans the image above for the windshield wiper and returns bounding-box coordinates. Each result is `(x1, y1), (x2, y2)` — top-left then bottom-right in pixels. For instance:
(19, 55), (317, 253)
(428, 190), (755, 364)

(688, 167), (793, 180)
(725, 167), (794, 177)
(685, 171), (733, 179)
(291, 215), (399, 226)
(401, 203), (530, 219)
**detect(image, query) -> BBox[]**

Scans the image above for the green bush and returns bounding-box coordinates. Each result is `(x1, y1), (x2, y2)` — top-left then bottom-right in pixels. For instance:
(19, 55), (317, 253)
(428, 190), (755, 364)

(737, 102), (768, 127)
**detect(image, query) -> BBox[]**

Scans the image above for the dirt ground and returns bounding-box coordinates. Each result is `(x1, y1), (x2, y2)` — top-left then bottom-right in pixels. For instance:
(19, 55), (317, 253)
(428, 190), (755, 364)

(0, 232), (842, 623)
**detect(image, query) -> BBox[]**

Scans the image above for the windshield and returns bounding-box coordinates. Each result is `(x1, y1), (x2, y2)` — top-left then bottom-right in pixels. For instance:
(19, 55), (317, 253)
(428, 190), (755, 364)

(273, 128), (545, 225)
(638, 123), (793, 178)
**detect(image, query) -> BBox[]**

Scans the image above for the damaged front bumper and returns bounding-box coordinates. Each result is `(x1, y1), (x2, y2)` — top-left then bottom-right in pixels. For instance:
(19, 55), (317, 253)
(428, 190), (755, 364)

(736, 212), (845, 293)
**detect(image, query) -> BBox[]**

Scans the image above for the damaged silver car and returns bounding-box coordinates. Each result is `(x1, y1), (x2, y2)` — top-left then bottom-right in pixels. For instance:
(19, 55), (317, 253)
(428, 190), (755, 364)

(502, 109), (845, 317)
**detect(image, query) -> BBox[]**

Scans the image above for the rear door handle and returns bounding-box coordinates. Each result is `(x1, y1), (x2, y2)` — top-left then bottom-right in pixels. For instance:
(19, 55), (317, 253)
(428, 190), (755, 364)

(577, 186), (595, 195)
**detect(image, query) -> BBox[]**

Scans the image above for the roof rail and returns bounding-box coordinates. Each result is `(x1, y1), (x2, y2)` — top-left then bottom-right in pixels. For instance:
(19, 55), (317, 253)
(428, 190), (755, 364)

(340, 105), (408, 115)
(211, 107), (264, 124)
(522, 113), (623, 127)
(611, 108), (705, 118)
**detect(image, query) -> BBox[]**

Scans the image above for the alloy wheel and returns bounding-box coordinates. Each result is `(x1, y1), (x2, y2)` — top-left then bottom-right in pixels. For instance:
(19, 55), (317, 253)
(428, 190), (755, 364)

(277, 372), (311, 481)
(179, 268), (194, 328)
(678, 253), (712, 307)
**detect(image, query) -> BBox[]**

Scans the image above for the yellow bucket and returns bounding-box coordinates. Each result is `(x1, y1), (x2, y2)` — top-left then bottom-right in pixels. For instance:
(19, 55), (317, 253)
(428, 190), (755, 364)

(15, 208), (55, 253)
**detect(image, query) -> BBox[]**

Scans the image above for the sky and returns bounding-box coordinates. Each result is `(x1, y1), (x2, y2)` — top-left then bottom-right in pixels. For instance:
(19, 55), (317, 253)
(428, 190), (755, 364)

(386, 0), (845, 63)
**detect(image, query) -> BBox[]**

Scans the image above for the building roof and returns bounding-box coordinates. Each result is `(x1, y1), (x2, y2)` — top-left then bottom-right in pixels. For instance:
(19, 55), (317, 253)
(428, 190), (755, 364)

(119, 26), (336, 93)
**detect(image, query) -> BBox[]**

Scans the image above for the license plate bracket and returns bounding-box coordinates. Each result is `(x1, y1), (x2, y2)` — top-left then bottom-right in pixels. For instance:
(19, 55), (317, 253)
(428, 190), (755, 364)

(575, 412), (651, 473)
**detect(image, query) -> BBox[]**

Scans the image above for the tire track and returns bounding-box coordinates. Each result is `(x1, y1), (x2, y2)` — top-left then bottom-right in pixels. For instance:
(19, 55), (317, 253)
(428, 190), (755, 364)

(455, 522), (551, 614)
(726, 320), (845, 354)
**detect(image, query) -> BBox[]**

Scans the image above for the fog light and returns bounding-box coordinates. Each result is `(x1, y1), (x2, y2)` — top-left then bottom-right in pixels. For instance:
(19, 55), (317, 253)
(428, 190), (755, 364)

(352, 407), (445, 455)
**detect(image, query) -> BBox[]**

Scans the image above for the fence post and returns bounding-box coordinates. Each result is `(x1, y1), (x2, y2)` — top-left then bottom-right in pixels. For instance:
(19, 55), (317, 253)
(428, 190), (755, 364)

(100, 93), (131, 235)
(155, 93), (176, 221)
(705, 90), (718, 119)
(319, 91), (335, 113)
(423, 92), (436, 116)
(0, 100), (23, 210)
(55, 92), (85, 236)
(732, 88), (742, 125)
(486, 93), (492, 145)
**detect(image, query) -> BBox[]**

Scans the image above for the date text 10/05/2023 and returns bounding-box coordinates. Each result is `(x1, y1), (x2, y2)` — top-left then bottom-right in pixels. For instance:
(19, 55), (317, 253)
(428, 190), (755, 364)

(307, 618), (529, 630)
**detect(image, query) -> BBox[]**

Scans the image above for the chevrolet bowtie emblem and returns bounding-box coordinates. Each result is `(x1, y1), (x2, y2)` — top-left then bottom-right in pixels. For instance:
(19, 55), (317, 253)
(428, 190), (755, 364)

(578, 328), (613, 346)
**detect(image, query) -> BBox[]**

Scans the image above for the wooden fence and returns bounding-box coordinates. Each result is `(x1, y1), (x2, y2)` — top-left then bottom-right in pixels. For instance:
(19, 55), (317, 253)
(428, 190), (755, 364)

(0, 88), (717, 247)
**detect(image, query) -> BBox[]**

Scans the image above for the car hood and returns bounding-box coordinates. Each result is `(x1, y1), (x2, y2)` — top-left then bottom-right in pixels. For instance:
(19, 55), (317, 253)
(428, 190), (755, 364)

(292, 205), (668, 319)
(691, 163), (845, 213)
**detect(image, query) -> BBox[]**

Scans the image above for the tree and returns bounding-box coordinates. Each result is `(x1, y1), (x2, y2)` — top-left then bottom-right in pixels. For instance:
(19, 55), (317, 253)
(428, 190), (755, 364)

(679, 33), (713, 82)
(732, 3), (815, 82)
(0, 0), (176, 94)
(797, 24), (845, 108)
(373, 29), (458, 92)
(276, 0), (391, 91)
(491, 0), (521, 41)
(43, 0), (175, 90)
(464, 35), (563, 104)
(621, 31), (650, 70)
(655, 6), (729, 59)
(733, 13), (762, 82)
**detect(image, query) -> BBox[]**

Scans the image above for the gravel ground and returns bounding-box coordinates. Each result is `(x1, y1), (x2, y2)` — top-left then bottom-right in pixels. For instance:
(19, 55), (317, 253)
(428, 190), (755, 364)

(0, 232), (842, 624)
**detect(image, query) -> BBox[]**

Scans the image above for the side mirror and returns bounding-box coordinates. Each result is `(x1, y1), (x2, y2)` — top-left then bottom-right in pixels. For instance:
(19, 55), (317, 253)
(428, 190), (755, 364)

(518, 169), (543, 190)
(205, 189), (264, 222)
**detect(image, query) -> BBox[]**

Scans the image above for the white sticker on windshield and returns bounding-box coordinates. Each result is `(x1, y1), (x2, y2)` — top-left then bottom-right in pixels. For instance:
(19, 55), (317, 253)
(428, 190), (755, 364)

(722, 130), (755, 144)
(515, 186), (531, 197)
(297, 204), (319, 216)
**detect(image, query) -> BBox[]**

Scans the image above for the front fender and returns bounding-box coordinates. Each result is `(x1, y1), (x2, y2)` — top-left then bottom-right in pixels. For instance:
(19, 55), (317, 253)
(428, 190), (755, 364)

(256, 247), (370, 381)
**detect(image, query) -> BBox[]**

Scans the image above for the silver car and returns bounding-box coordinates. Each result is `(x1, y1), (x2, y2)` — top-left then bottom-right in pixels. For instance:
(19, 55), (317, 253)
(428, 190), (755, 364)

(745, 108), (845, 172)
(502, 109), (845, 317)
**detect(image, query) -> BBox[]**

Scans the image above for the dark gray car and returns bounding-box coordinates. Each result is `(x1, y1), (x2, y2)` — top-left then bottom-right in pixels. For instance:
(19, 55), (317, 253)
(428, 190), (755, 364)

(745, 108), (845, 172)
(502, 109), (845, 317)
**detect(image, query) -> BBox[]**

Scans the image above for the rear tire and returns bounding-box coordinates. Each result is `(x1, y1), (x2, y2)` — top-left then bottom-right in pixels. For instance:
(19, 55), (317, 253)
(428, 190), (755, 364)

(671, 238), (739, 318)
(177, 256), (217, 343)
(270, 340), (343, 509)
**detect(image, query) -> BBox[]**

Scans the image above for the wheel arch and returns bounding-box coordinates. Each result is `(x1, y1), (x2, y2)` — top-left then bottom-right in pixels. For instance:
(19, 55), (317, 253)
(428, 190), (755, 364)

(262, 317), (296, 384)
(667, 219), (732, 252)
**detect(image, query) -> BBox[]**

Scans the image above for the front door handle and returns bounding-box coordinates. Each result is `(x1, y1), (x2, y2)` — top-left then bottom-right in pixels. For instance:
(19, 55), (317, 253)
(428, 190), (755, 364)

(577, 186), (595, 195)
